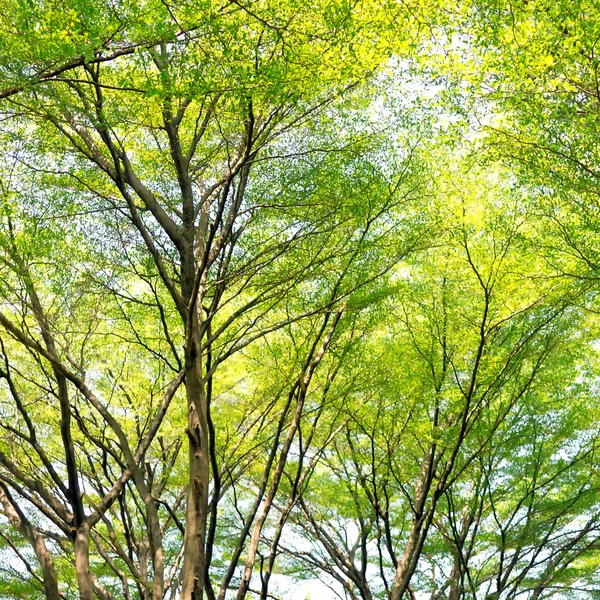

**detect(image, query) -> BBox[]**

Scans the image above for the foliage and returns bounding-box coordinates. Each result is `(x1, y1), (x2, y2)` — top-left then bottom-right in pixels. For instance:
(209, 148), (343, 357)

(0, 2), (599, 600)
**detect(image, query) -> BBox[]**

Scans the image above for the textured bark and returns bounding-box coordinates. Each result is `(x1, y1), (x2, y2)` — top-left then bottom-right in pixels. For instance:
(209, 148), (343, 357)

(74, 524), (95, 600)
(181, 237), (210, 600)
(181, 356), (209, 600)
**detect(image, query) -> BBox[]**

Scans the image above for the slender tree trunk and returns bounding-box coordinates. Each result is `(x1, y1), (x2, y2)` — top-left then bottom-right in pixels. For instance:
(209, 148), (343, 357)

(175, 190), (211, 599)
(448, 557), (461, 600)
(389, 446), (436, 600)
(33, 532), (61, 600)
(360, 584), (374, 600)
(132, 471), (165, 599)
(181, 293), (210, 600)
(236, 389), (305, 600)
(74, 524), (95, 600)
(389, 519), (422, 600)
(236, 307), (344, 600)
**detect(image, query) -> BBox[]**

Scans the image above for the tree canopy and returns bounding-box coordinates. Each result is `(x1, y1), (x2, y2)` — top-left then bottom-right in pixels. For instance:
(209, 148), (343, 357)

(0, 2), (599, 600)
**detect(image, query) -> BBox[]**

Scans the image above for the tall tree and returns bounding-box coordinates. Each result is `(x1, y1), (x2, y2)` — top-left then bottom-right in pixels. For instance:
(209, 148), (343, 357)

(0, 2), (435, 598)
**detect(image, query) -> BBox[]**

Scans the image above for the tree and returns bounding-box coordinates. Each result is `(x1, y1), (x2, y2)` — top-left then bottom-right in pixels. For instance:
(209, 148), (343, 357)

(275, 165), (600, 600)
(0, 2), (438, 598)
(3, 2), (600, 600)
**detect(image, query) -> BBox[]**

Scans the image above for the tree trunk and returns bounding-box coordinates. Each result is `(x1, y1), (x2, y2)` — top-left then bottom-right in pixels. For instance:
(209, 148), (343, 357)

(74, 524), (95, 600)
(389, 446), (436, 600)
(181, 344), (210, 600)
(448, 556), (461, 600)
